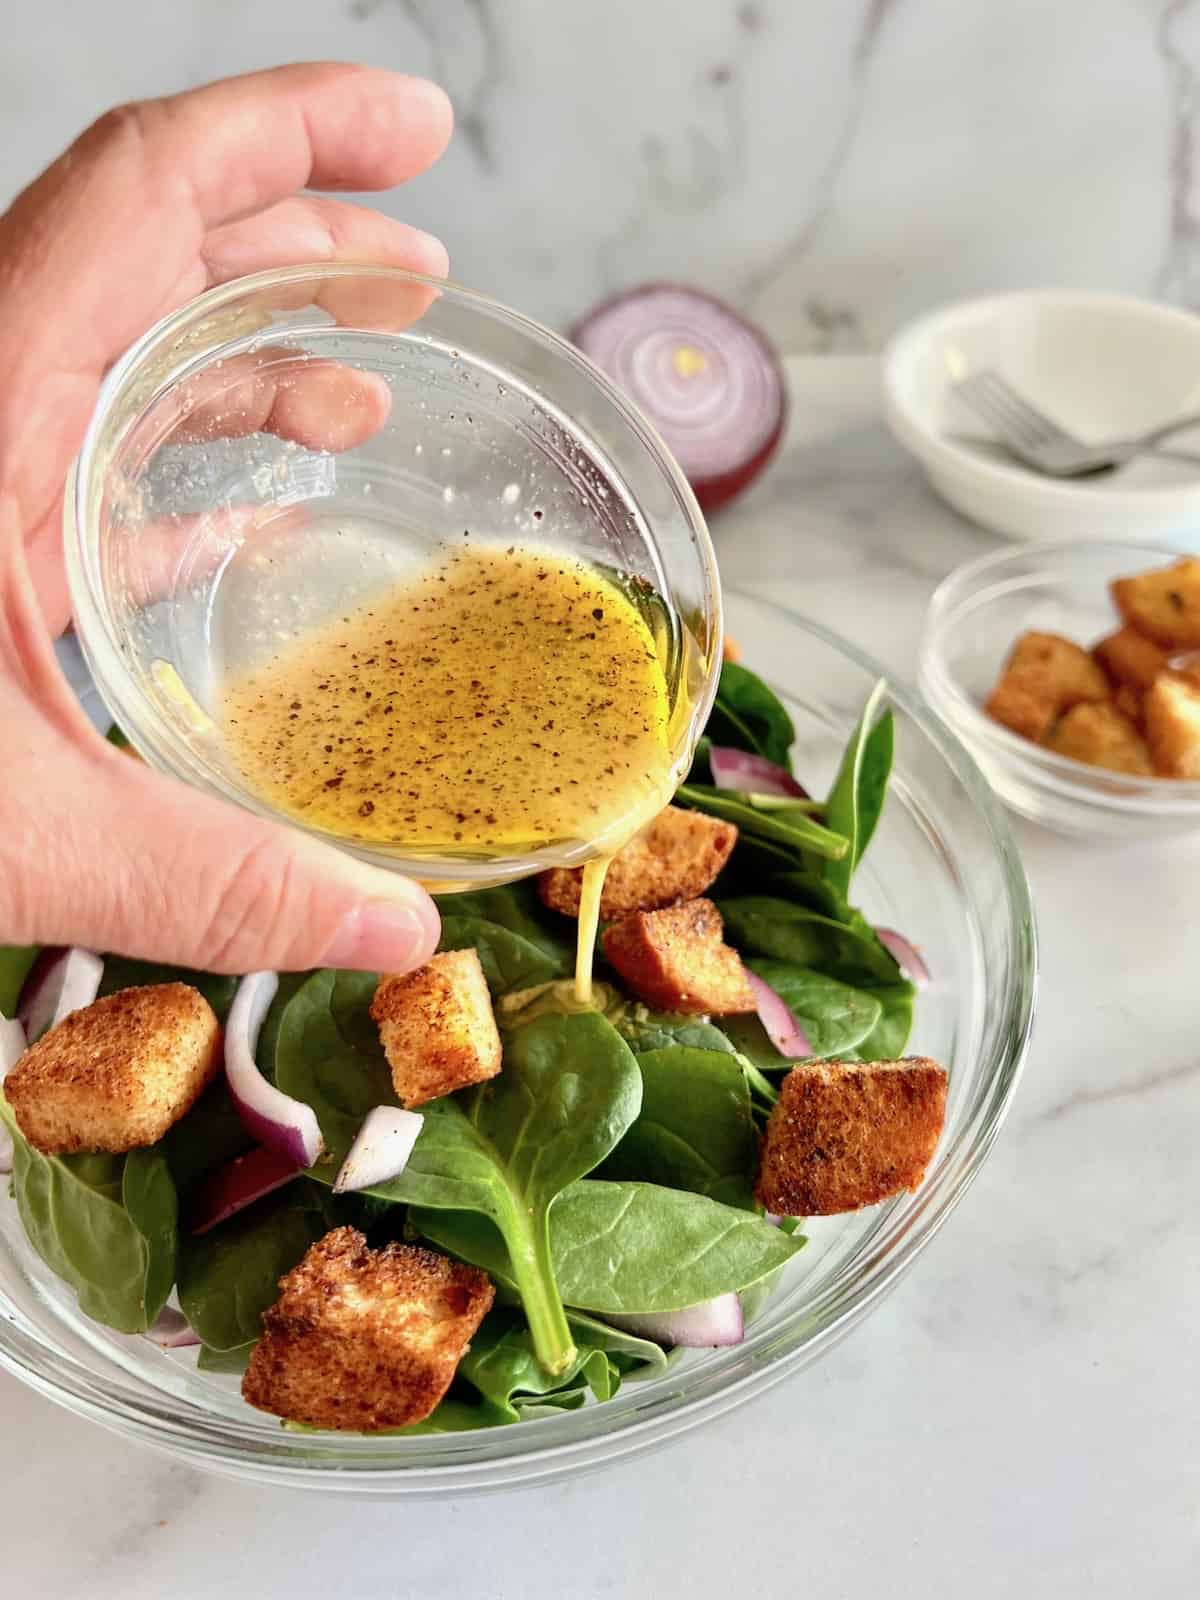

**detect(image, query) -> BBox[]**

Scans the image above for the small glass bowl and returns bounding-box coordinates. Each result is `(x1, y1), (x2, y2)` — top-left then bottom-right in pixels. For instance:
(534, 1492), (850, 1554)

(0, 599), (1035, 1493)
(920, 538), (1200, 839)
(64, 265), (721, 889)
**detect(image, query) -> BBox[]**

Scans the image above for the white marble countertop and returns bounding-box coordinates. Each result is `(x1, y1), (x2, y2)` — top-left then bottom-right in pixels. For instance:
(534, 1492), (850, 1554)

(3, 356), (1197, 1598)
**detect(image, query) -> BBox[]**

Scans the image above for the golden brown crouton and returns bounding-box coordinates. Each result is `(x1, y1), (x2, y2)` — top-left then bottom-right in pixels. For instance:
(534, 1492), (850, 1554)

(1043, 701), (1153, 776)
(985, 630), (1109, 741)
(539, 807), (737, 919)
(722, 634), (742, 664)
(370, 949), (501, 1108)
(602, 897), (755, 1015)
(3, 984), (220, 1155)
(1145, 670), (1200, 777)
(1093, 625), (1169, 692)
(1112, 683), (1144, 726)
(1112, 557), (1200, 648)
(241, 1227), (494, 1432)
(755, 1058), (948, 1216)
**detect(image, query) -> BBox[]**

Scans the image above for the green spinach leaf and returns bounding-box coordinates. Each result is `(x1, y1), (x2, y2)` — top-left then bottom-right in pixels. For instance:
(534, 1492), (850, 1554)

(178, 1184), (330, 1350)
(121, 1146), (178, 1327)
(0, 946), (38, 1018)
(457, 1311), (617, 1422)
(414, 1179), (803, 1317)
(822, 682), (893, 896)
(438, 916), (568, 995)
(197, 1341), (255, 1375)
(676, 784), (848, 863)
(163, 1080), (253, 1197)
(614, 1010), (738, 1056)
(717, 897), (904, 988)
(0, 1092), (176, 1333)
(737, 961), (881, 1060)
(435, 882), (574, 973)
(706, 661), (796, 768)
(599, 1046), (758, 1208)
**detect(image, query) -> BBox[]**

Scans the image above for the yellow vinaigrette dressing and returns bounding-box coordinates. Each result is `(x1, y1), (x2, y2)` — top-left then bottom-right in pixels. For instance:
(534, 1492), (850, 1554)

(221, 543), (681, 997)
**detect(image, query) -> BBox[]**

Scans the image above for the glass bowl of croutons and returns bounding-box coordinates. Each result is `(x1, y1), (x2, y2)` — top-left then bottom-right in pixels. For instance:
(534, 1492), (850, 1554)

(0, 599), (1035, 1491)
(920, 539), (1200, 838)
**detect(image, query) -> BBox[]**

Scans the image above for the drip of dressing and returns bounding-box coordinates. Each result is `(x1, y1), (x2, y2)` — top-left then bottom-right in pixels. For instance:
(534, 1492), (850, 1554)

(574, 855), (611, 1004)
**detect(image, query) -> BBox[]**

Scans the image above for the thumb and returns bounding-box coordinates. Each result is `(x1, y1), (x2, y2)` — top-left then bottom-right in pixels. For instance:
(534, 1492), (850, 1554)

(16, 744), (442, 975)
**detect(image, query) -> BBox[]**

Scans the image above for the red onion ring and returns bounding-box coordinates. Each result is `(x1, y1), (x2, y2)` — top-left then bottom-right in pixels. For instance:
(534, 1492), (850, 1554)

(225, 972), (324, 1168)
(333, 1105), (424, 1194)
(606, 1292), (744, 1348)
(709, 746), (808, 799)
(876, 929), (931, 989)
(19, 947), (103, 1042)
(0, 1017), (28, 1175)
(572, 284), (786, 513)
(746, 970), (813, 1059)
(187, 1143), (301, 1236)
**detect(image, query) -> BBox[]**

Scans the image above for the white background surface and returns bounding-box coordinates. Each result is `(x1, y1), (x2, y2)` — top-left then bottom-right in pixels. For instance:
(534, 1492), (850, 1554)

(2, 358), (1198, 1596)
(1, 0), (1198, 348)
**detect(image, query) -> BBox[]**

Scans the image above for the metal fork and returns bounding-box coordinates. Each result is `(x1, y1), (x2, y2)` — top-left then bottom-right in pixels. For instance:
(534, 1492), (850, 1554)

(951, 368), (1200, 477)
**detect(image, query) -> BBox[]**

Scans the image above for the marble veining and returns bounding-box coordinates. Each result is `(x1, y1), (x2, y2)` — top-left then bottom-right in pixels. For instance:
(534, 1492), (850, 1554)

(2, 357), (1197, 1597)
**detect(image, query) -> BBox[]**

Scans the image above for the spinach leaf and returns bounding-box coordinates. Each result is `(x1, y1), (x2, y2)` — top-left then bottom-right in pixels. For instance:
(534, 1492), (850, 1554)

(435, 882), (574, 972)
(438, 917), (568, 996)
(0, 946), (38, 1018)
(739, 961), (882, 1060)
(822, 682), (893, 896)
(276, 978), (642, 1376)
(614, 1010), (738, 1056)
(105, 721), (130, 749)
(855, 981), (915, 1061)
(740, 1265), (787, 1327)
(257, 971), (311, 1082)
(457, 1311), (616, 1423)
(599, 1046), (758, 1208)
(163, 1080), (253, 1197)
(121, 1146), (179, 1327)
(414, 1179), (804, 1317)
(178, 1184), (330, 1350)
(0, 1092), (175, 1333)
(706, 661), (796, 769)
(197, 1341), (254, 1375)
(717, 897), (904, 988)
(98, 957), (239, 1024)
(676, 784), (848, 863)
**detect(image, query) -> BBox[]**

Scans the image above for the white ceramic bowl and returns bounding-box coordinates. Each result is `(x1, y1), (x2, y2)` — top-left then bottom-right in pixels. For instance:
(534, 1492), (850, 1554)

(883, 291), (1200, 542)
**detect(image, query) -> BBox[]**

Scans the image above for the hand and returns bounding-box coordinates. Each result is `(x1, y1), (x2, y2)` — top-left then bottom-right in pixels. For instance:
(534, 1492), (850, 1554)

(0, 63), (451, 975)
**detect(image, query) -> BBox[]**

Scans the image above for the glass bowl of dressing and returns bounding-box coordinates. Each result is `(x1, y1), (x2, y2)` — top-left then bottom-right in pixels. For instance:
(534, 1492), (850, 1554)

(64, 266), (722, 938)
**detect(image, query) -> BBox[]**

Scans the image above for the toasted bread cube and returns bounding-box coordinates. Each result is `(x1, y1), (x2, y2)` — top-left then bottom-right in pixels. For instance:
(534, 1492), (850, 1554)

(722, 635), (742, 664)
(1112, 557), (1200, 648)
(1145, 670), (1200, 777)
(370, 949), (501, 1108)
(1112, 683), (1144, 726)
(602, 897), (755, 1015)
(3, 983), (220, 1155)
(539, 807), (737, 920)
(1093, 625), (1168, 692)
(241, 1228), (494, 1431)
(1043, 700), (1153, 776)
(985, 630), (1109, 741)
(755, 1058), (948, 1216)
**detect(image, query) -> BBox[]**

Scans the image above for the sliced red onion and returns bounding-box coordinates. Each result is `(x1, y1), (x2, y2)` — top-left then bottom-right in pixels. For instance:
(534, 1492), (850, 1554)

(764, 1213), (783, 1227)
(746, 970), (813, 1059)
(876, 929), (931, 989)
(572, 284), (786, 513)
(606, 1293), (744, 1348)
(225, 971), (324, 1168)
(333, 1105), (423, 1194)
(709, 746), (808, 799)
(188, 1143), (300, 1235)
(0, 1017), (28, 1175)
(144, 1307), (201, 1349)
(19, 947), (103, 1042)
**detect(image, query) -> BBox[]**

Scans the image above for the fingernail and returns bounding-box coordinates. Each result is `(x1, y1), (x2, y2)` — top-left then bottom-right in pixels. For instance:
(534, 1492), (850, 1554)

(324, 901), (436, 973)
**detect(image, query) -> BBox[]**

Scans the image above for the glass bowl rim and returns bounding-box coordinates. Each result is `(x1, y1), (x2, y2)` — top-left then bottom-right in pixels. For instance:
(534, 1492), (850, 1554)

(920, 535), (1200, 811)
(63, 262), (723, 883)
(0, 597), (1037, 1490)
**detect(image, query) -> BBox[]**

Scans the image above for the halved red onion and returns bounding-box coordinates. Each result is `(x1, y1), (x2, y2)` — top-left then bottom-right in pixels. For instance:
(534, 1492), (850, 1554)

(876, 929), (931, 989)
(709, 746), (808, 799)
(572, 284), (786, 513)
(187, 1142), (301, 1235)
(333, 1105), (424, 1194)
(19, 947), (103, 1042)
(0, 1017), (27, 1175)
(606, 1292), (744, 1348)
(746, 970), (813, 1059)
(144, 1306), (201, 1349)
(225, 971), (324, 1168)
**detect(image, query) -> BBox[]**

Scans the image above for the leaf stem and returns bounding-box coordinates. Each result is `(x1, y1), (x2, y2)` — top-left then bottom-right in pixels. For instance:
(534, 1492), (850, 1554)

(509, 1210), (577, 1377)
